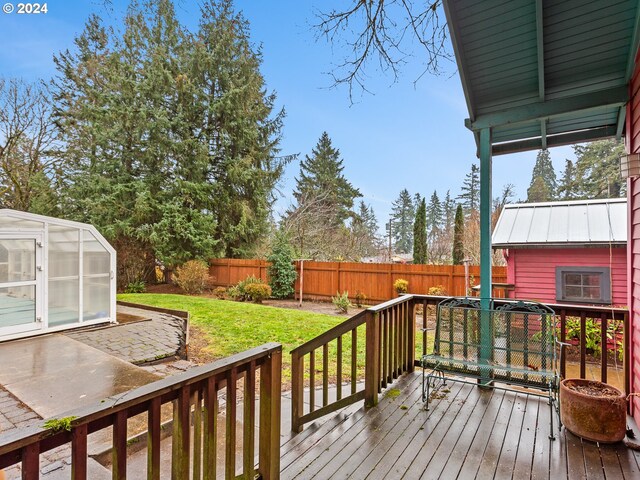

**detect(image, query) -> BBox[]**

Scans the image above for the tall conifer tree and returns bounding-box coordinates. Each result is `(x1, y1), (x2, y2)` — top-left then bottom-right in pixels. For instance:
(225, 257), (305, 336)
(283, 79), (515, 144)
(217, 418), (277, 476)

(413, 198), (427, 264)
(54, 0), (287, 282)
(452, 204), (465, 265)
(527, 149), (556, 201)
(391, 189), (415, 254)
(292, 132), (361, 224)
(457, 164), (480, 215)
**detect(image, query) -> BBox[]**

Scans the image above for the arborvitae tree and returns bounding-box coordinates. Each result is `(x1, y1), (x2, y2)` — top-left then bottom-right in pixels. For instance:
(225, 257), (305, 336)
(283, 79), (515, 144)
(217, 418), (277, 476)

(413, 198), (427, 264)
(558, 159), (576, 200)
(527, 176), (552, 202)
(426, 190), (443, 242)
(527, 149), (556, 201)
(391, 189), (415, 254)
(267, 231), (297, 299)
(292, 132), (361, 224)
(572, 139), (626, 199)
(452, 204), (465, 265)
(457, 163), (480, 215)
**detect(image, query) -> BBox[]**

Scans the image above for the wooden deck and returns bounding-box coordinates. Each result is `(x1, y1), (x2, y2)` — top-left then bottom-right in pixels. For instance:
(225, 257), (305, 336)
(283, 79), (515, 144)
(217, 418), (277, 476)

(280, 372), (640, 479)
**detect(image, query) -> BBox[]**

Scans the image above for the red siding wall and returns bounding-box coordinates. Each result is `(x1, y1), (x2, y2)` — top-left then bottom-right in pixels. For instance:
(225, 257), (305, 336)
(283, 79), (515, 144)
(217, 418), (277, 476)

(506, 247), (627, 306)
(629, 178), (640, 420)
(625, 52), (640, 422)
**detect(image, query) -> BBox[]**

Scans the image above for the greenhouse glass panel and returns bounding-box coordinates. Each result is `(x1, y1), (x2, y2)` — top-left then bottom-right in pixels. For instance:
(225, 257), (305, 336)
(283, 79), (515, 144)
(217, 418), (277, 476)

(83, 230), (110, 320)
(0, 285), (36, 328)
(48, 226), (80, 326)
(0, 217), (44, 230)
(0, 209), (115, 340)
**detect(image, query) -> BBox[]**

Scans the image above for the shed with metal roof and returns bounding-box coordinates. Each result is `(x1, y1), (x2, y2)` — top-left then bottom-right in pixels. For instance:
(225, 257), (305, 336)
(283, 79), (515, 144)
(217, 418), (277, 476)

(493, 199), (627, 306)
(492, 198), (627, 248)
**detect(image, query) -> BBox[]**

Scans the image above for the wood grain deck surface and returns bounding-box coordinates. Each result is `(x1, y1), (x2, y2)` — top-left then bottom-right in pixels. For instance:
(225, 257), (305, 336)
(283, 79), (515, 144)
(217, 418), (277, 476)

(280, 372), (640, 479)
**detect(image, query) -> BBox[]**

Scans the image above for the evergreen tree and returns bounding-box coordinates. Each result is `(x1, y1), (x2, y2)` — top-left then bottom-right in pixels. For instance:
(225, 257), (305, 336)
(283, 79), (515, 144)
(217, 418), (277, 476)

(414, 192), (422, 209)
(267, 231), (297, 299)
(452, 204), (464, 265)
(391, 189), (415, 254)
(527, 149), (556, 201)
(426, 190), (443, 241)
(413, 198), (427, 264)
(54, 0), (286, 282)
(351, 201), (380, 258)
(195, 0), (290, 257)
(457, 163), (480, 215)
(558, 159), (576, 200)
(572, 139), (625, 199)
(292, 132), (361, 224)
(527, 176), (552, 202)
(443, 190), (455, 233)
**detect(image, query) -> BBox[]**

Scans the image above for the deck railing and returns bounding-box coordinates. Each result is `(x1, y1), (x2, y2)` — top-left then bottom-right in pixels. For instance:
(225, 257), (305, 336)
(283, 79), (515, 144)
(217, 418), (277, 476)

(291, 294), (630, 432)
(0, 343), (282, 480)
(290, 296), (416, 433)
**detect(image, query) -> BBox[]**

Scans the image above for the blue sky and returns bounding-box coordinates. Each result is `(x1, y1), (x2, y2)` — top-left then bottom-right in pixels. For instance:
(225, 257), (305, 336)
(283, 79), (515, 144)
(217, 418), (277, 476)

(0, 0), (575, 227)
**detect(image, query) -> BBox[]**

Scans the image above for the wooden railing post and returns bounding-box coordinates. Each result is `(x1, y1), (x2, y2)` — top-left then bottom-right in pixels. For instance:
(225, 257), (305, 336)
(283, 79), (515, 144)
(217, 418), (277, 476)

(291, 350), (304, 433)
(365, 311), (381, 408)
(408, 300), (416, 372)
(259, 348), (282, 480)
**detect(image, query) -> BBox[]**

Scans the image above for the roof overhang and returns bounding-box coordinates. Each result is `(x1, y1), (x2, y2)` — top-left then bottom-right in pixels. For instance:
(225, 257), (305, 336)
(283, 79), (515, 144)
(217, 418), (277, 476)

(444, 0), (640, 156)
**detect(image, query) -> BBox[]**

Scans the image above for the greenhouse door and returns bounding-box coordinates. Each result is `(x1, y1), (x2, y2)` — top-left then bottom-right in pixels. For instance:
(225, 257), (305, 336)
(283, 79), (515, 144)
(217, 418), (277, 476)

(0, 234), (43, 336)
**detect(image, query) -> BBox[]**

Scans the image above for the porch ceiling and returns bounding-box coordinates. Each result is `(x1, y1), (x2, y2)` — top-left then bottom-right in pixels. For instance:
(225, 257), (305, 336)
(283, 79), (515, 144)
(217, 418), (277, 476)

(444, 0), (640, 155)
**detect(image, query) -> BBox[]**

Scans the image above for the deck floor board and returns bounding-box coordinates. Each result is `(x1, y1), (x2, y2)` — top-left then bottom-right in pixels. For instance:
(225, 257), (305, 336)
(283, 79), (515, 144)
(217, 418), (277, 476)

(281, 372), (639, 479)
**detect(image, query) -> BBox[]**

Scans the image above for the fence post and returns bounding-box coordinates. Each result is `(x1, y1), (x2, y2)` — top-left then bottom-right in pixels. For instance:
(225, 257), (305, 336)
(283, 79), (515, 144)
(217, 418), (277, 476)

(259, 348), (282, 480)
(365, 311), (381, 408)
(291, 350), (304, 433)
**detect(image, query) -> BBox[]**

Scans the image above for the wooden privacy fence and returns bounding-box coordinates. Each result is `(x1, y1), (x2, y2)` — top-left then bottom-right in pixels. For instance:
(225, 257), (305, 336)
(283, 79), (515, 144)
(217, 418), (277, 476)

(209, 259), (508, 303)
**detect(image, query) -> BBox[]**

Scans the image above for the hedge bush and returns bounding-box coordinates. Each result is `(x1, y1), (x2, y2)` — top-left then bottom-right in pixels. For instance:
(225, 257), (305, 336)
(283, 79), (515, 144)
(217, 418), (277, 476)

(175, 260), (210, 294)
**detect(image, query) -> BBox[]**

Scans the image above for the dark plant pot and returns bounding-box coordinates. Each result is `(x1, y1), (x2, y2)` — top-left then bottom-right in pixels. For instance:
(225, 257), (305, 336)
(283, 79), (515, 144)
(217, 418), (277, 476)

(560, 379), (626, 443)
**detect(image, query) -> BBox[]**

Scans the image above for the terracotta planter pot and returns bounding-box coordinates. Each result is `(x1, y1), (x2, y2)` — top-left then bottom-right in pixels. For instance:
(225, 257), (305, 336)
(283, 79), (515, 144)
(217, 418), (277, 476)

(560, 379), (626, 443)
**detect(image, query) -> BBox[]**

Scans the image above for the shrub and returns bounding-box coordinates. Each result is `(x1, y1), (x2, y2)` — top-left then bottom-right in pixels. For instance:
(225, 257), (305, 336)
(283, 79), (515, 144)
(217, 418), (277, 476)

(227, 285), (242, 300)
(213, 286), (227, 299)
(124, 281), (146, 293)
(332, 291), (352, 314)
(427, 285), (447, 296)
(354, 290), (367, 308)
(394, 279), (409, 294)
(174, 260), (210, 294)
(229, 275), (265, 301)
(267, 233), (297, 299)
(244, 283), (272, 303)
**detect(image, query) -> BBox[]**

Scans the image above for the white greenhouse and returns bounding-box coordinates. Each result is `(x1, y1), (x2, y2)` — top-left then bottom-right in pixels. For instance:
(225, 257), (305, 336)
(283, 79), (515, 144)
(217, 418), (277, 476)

(0, 210), (116, 340)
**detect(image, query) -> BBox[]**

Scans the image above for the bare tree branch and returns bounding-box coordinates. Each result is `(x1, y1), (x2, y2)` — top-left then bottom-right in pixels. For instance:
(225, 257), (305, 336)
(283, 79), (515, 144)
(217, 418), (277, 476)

(315, 0), (452, 101)
(0, 78), (59, 211)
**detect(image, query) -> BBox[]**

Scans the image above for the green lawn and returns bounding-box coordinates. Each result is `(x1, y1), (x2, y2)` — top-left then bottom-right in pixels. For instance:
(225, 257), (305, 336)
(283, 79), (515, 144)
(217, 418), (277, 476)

(118, 294), (364, 384)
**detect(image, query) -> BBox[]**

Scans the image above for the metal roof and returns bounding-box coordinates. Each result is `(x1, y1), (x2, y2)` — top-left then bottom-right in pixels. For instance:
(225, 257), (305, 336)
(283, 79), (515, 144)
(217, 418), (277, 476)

(492, 198), (627, 248)
(444, 0), (640, 155)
